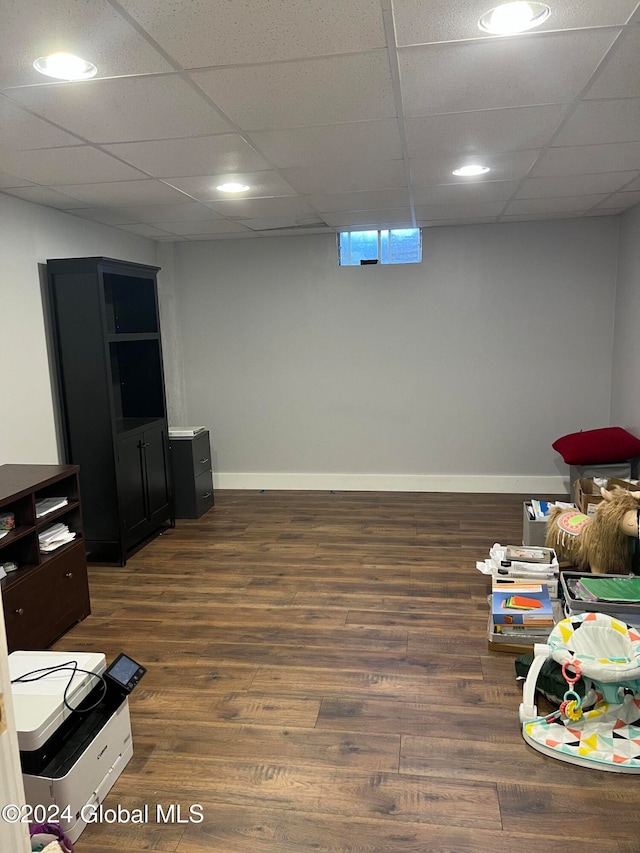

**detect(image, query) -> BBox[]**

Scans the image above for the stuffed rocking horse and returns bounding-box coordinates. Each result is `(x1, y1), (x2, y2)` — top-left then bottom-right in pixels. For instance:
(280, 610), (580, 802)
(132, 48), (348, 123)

(546, 487), (640, 574)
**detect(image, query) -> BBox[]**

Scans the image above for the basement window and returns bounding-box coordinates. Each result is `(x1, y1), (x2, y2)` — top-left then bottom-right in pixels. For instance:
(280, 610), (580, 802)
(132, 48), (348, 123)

(338, 229), (421, 266)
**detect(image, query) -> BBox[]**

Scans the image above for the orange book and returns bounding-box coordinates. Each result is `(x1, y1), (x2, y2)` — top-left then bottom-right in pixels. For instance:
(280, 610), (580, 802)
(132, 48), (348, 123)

(503, 595), (543, 610)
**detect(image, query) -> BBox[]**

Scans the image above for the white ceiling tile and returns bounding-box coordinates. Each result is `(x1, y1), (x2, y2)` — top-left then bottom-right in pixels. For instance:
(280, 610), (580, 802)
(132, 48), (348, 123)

(51, 180), (190, 206)
(1, 185), (86, 208)
(115, 202), (224, 223)
(406, 106), (567, 159)
(0, 171), (33, 188)
(248, 120), (403, 168)
(418, 217), (498, 227)
(66, 207), (141, 225)
(393, 0), (638, 46)
(238, 215), (326, 231)
(203, 196), (316, 218)
(501, 212), (585, 221)
(583, 209), (625, 216)
(585, 25), (640, 99)
(505, 195), (607, 215)
(306, 189), (410, 212)
(116, 223), (175, 238)
(101, 135), (271, 179)
(531, 142), (640, 176)
(0, 146), (146, 185)
(399, 30), (618, 116)
(320, 209), (413, 228)
(7, 76), (232, 143)
(155, 219), (253, 236)
(413, 180), (520, 205)
(411, 150), (539, 187)
(593, 191), (640, 209)
(166, 171), (298, 202)
(257, 227), (335, 237)
(0, 95), (80, 149)
(191, 52), (395, 130)
(553, 99), (640, 146)
(282, 160), (406, 195)
(0, 0), (172, 89)
(186, 231), (258, 241)
(118, 0), (386, 67)
(517, 172), (639, 198)
(415, 200), (506, 219)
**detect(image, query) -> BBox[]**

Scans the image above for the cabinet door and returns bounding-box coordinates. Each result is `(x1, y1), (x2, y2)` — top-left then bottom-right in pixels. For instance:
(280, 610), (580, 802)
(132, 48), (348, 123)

(117, 432), (148, 539)
(144, 425), (171, 526)
(2, 543), (89, 651)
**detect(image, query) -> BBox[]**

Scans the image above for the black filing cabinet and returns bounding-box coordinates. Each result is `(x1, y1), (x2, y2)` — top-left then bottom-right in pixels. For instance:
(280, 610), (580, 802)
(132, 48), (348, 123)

(169, 431), (214, 518)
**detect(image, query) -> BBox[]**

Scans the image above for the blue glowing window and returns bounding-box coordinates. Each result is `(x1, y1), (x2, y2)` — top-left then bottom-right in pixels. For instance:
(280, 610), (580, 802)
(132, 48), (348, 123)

(338, 229), (421, 266)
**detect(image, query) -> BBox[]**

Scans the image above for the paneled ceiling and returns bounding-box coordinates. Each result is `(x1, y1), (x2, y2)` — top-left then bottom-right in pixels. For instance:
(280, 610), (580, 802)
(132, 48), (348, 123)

(0, 0), (639, 241)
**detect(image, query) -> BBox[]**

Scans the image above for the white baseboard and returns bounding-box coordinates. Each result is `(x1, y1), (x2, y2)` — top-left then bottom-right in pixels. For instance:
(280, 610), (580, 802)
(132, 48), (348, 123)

(213, 472), (568, 494)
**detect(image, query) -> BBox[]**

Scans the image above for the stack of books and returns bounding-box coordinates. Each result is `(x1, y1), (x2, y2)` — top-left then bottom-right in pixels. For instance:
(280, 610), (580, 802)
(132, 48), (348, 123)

(477, 543), (560, 597)
(488, 580), (558, 652)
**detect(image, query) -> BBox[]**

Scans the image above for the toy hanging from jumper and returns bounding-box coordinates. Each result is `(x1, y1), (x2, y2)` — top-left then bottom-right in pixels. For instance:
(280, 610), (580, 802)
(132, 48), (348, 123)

(545, 487), (640, 574)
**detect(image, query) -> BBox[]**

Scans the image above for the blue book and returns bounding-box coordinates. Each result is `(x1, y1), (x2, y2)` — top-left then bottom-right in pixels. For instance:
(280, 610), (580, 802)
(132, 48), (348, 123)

(492, 584), (553, 625)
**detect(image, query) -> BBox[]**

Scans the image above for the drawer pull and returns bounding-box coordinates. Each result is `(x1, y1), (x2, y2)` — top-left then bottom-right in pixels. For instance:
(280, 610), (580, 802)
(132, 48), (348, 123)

(202, 492), (212, 499)
(199, 457), (209, 464)
(65, 572), (74, 578)
(15, 608), (24, 616)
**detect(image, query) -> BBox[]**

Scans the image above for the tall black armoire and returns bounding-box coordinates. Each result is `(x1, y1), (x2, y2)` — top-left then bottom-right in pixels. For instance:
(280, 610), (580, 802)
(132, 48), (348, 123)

(47, 257), (173, 564)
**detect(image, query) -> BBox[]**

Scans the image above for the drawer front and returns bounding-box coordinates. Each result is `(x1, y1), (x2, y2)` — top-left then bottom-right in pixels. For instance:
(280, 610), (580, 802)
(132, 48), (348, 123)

(191, 432), (212, 478)
(194, 470), (214, 517)
(3, 542), (90, 651)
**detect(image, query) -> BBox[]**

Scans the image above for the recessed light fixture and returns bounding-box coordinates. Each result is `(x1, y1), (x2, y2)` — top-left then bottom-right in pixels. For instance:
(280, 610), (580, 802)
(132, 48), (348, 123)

(216, 182), (250, 193)
(478, 2), (551, 35)
(452, 164), (491, 177)
(33, 52), (98, 81)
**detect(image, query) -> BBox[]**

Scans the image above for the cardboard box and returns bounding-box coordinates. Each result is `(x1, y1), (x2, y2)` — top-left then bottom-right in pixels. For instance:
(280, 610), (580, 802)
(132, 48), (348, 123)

(522, 502), (548, 547)
(569, 461), (632, 488)
(574, 477), (640, 516)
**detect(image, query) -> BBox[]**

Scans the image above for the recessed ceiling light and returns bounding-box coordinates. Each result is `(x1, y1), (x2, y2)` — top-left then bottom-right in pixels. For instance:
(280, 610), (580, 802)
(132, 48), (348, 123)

(216, 182), (250, 193)
(33, 52), (98, 81)
(478, 2), (551, 35)
(452, 164), (491, 177)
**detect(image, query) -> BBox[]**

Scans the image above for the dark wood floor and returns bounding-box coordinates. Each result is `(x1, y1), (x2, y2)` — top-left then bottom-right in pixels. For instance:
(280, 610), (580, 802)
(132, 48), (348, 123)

(54, 490), (640, 853)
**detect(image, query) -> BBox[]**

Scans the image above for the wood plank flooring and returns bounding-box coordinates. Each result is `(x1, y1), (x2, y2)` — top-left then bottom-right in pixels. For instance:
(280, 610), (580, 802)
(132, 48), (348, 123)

(53, 490), (640, 853)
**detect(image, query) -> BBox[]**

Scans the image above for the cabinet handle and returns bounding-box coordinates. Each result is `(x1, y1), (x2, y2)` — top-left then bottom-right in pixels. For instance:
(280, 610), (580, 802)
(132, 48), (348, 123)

(199, 457), (209, 464)
(15, 608), (24, 616)
(65, 572), (74, 578)
(140, 441), (150, 449)
(202, 492), (212, 499)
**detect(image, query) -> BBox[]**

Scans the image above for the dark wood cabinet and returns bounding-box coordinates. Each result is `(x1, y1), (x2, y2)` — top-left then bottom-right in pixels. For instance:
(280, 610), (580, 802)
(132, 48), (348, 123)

(46, 257), (174, 564)
(170, 431), (214, 519)
(0, 464), (91, 653)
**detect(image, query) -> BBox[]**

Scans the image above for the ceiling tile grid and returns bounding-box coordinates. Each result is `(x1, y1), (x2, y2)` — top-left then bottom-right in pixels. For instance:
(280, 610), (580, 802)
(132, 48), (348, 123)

(0, 0), (638, 239)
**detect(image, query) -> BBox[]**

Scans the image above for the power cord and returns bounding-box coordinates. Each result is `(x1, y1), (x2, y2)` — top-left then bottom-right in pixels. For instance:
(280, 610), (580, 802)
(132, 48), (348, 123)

(11, 660), (108, 713)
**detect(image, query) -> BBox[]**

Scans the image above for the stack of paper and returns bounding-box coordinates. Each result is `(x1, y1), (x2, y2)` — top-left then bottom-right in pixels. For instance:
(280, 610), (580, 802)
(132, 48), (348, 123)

(35, 497), (68, 518)
(38, 523), (76, 552)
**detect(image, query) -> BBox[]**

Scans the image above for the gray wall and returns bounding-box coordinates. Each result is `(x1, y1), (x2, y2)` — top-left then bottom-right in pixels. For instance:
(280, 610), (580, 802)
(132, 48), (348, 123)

(172, 217), (619, 492)
(611, 205), (640, 433)
(0, 193), (157, 465)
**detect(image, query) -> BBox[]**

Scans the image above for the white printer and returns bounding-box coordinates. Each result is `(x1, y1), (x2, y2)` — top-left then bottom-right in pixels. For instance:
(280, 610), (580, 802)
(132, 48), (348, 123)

(9, 650), (144, 843)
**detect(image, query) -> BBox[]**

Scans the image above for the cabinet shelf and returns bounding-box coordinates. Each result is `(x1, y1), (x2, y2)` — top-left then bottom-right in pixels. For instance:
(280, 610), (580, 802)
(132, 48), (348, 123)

(0, 524), (36, 547)
(39, 535), (83, 566)
(35, 500), (80, 528)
